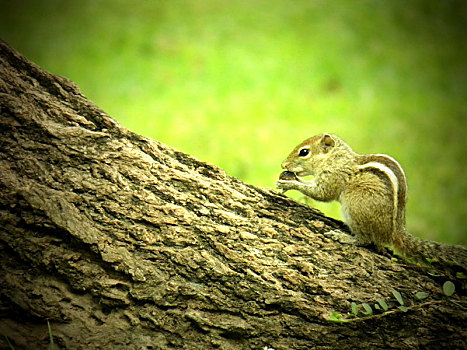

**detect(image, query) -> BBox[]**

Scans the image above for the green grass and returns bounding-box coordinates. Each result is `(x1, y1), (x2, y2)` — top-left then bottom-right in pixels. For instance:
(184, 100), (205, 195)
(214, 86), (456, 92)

(1, 0), (465, 245)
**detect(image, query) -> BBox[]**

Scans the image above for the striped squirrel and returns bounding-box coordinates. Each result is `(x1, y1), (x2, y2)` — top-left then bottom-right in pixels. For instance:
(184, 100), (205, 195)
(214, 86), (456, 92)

(277, 133), (467, 268)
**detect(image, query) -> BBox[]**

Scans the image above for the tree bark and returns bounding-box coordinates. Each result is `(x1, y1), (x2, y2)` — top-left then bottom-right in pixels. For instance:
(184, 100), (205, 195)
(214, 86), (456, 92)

(0, 40), (465, 350)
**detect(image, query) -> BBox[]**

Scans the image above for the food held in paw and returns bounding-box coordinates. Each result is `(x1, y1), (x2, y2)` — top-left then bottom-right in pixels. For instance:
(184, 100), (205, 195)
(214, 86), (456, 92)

(279, 171), (298, 181)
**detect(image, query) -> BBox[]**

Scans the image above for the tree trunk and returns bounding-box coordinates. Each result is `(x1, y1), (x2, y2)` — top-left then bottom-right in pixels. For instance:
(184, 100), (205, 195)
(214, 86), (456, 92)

(0, 40), (465, 350)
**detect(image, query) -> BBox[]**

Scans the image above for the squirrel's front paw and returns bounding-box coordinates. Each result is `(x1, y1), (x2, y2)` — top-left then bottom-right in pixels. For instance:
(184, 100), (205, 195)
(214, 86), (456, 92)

(276, 179), (300, 192)
(277, 171), (301, 193)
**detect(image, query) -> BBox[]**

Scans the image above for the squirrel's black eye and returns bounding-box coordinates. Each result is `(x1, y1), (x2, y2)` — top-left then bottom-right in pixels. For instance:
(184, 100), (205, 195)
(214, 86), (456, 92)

(299, 148), (309, 157)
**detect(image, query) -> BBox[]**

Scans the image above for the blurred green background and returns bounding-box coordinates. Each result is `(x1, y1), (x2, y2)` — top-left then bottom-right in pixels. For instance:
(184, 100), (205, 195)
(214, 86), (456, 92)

(1, 0), (465, 245)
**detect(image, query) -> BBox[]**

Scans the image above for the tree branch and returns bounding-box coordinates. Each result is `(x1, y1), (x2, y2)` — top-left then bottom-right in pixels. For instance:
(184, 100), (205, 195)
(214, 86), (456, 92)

(0, 40), (465, 350)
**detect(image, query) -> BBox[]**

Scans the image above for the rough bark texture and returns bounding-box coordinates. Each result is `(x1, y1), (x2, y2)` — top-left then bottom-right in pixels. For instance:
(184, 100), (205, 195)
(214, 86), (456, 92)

(0, 40), (465, 350)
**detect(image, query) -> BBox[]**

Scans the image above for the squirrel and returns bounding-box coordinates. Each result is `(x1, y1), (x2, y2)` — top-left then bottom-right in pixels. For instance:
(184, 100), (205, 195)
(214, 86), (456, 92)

(277, 132), (467, 269)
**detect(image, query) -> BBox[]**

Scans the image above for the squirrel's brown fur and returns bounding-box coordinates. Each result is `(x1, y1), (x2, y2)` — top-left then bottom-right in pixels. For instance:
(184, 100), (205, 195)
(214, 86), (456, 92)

(277, 133), (466, 269)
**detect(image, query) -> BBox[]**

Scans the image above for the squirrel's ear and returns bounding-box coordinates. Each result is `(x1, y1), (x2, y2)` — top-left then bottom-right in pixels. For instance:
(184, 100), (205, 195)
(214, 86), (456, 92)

(321, 133), (335, 152)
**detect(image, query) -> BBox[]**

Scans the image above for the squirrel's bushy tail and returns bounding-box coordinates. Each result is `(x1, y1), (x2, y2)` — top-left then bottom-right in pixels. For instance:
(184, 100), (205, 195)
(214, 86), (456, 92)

(395, 230), (467, 270)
